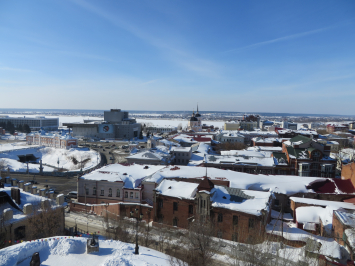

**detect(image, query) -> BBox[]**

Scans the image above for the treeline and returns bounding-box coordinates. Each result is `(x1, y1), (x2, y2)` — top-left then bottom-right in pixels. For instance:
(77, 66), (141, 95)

(0, 121), (31, 134)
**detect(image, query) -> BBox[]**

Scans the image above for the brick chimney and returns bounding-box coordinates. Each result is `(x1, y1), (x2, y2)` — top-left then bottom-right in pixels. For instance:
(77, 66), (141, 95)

(11, 187), (21, 205)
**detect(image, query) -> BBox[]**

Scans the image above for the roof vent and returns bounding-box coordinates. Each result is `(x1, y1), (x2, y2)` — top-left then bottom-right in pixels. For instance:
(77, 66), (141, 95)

(123, 173), (127, 175)
(168, 186), (172, 189)
(144, 166), (149, 169)
(223, 196), (227, 199)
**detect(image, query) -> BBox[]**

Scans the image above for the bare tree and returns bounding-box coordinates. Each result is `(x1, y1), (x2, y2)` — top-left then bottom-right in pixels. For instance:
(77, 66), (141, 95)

(105, 216), (132, 243)
(26, 201), (64, 240)
(185, 217), (219, 266)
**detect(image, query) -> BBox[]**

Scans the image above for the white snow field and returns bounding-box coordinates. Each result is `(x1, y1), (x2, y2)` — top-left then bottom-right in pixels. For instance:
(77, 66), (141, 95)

(0, 143), (100, 172)
(0, 237), (171, 266)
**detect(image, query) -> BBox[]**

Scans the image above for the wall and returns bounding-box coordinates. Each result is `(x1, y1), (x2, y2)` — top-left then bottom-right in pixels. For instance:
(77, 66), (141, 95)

(342, 162), (355, 188)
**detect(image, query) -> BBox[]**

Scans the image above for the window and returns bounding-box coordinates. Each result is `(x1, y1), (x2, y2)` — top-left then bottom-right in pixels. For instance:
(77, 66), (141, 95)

(93, 187), (96, 195)
(275, 199), (280, 206)
(232, 233), (238, 242)
(189, 204), (193, 214)
(108, 188), (112, 197)
(233, 215), (238, 226)
(116, 189), (120, 197)
(218, 213), (223, 222)
(86, 188), (89, 195)
(130, 192), (133, 199)
(158, 199), (163, 208)
(14, 226), (26, 240)
(173, 217), (178, 227)
(100, 189), (104, 196)
(125, 191), (128, 198)
(249, 219), (254, 228)
(135, 192), (139, 199)
(173, 202), (178, 211)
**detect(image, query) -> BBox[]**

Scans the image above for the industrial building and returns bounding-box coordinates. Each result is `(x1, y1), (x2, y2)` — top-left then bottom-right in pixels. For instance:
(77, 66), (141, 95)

(0, 115), (59, 131)
(63, 109), (141, 140)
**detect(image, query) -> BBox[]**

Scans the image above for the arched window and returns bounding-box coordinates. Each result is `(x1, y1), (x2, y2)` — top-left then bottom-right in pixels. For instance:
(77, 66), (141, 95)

(125, 191), (128, 198)
(116, 189), (120, 197)
(108, 188), (112, 197)
(93, 187), (96, 195)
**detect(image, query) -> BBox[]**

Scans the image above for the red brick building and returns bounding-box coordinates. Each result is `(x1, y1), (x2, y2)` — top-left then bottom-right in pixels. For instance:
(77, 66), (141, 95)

(327, 124), (349, 133)
(26, 132), (78, 149)
(153, 177), (273, 243)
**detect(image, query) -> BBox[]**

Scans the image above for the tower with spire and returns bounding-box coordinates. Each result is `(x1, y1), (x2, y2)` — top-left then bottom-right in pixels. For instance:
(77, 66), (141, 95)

(187, 104), (202, 132)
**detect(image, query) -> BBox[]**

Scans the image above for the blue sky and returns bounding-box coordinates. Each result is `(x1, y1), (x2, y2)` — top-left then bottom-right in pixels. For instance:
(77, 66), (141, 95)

(1, 0), (354, 115)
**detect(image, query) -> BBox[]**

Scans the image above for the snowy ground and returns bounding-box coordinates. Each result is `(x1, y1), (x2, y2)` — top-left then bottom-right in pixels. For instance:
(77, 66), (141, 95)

(0, 143), (100, 172)
(0, 237), (171, 266)
(0, 132), (27, 141)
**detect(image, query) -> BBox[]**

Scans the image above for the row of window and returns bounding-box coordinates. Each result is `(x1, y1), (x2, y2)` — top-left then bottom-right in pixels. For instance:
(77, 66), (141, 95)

(85, 187), (139, 199)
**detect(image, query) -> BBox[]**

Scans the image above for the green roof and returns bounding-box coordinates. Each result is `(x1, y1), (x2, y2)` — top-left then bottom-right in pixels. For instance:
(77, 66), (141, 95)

(286, 146), (309, 159)
(289, 135), (312, 145)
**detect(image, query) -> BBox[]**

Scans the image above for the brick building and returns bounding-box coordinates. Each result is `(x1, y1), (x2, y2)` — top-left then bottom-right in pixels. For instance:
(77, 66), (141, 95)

(26, 132), (78, 149)
(281, 135), (336, 177)
(342, 162), (355, 187)
(327, 124), (349, 133)
(153, 177), (273, 243)
(332, 210), (355, 260)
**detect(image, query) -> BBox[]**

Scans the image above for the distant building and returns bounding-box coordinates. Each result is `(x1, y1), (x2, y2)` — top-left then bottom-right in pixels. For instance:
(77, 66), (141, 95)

(281, 121), (298, 130)
(214, 131), (244, 144)
(187, 105), (202, 132)
(0, 115), (59, 131)
(327, 124), (349, 133)
(63, 109), (141, 140)
(170, 147), (192, 165)
(224, 115), (261, 131)
(26, 132), (78, 149)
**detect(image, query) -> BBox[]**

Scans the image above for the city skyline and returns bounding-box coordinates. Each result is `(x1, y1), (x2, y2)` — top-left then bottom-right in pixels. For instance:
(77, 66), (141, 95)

(1, 0), (354, 114)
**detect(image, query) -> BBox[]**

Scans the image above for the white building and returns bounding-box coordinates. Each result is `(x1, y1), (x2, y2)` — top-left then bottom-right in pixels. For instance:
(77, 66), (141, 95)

(214, 131), (244, 143)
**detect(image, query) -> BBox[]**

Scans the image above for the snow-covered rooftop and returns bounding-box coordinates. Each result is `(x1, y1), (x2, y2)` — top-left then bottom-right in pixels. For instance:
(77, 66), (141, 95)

(80, 164), (166, 189)
(155, 179), (198, 200)
(0, 237), (170, 266)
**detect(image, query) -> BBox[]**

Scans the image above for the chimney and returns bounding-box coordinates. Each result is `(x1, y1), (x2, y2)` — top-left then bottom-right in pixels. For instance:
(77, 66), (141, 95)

(3, 208), (13, 221)
(24, 183), (32, 192)
(11, 187), (21, 205)
(23, 203), (33, 215)
(32, 186), (38, 195)
(48, 191), (55, 199)
(5, 176), (11, 184)
(11, 178), (18, 186)
(18, 180), (24, 189)
(56, 194), (64, 205)
(39, 189), (46, 197)
(41, 199), (50, 210)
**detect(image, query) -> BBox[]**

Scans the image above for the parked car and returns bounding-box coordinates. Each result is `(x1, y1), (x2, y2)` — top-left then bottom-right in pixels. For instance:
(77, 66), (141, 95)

(67, 191), (78, 199)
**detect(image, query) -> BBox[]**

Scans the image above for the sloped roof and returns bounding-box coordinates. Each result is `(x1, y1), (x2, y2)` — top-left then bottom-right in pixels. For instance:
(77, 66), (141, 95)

(288, 135), (312, 145)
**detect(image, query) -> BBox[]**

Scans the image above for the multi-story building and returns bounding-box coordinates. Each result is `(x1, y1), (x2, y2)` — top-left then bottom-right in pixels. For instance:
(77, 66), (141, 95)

(327, 124), (349, 133)
(282, 135), (336, 178)
(63, 109), (141, 140)
(0, 115), (59, 131)
(153, 178), (273, 243)
(214, 131), (244, 144)
(26, 132), (78, 149)
(170, 147), (192, 165)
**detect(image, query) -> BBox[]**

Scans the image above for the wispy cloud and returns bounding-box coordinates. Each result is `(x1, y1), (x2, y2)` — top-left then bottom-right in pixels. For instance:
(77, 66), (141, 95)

(57, 50), (118, 63)
(0, 67), (32, 72)
(225, 25), (337, 54)
(70, 0), (221, 77)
